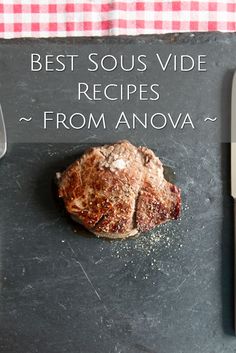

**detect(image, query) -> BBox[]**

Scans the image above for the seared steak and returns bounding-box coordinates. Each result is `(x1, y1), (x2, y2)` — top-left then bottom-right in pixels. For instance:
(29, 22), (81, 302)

(57, 140), (181, 238)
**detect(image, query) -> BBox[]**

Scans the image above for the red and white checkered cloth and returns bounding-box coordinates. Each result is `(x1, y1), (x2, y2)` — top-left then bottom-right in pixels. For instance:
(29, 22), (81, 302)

(1, 1), (236, 38)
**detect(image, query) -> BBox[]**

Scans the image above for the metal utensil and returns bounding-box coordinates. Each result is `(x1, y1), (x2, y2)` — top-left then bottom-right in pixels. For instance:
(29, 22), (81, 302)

(231, 72), (236, 333)
(0, 105), (7, 159)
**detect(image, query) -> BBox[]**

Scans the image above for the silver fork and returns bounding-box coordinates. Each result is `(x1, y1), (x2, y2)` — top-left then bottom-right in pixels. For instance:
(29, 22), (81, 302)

(0, 105), (7, 159)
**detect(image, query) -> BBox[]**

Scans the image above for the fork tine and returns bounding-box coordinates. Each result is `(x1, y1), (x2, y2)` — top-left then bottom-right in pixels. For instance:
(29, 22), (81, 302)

(0, 105), (7, 159)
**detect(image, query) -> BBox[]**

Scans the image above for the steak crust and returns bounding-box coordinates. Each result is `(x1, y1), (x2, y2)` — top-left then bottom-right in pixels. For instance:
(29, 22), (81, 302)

(58, 140), (181, 238)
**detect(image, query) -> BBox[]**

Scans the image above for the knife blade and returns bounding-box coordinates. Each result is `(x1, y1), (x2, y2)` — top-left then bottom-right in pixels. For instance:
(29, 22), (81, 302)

(0, 104), (7, 159)
(231, 72), (236, 333)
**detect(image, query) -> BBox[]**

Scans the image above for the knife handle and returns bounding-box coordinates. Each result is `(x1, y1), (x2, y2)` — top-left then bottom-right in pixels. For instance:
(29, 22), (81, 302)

(235, 198), (236, 334)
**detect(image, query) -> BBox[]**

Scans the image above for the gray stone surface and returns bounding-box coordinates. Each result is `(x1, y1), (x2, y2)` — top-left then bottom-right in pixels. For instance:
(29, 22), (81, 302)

(0, 34), (235, 353)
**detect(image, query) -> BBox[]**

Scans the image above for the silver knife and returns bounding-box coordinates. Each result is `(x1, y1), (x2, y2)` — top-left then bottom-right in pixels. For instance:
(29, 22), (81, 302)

(0, 104), (7, 159)
(232, 72), (236, 333)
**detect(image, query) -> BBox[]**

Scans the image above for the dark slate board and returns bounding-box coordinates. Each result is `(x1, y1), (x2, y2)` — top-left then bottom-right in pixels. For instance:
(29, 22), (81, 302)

(0, 34), (235, 353)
